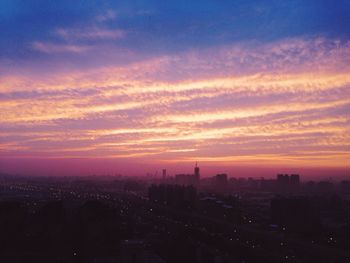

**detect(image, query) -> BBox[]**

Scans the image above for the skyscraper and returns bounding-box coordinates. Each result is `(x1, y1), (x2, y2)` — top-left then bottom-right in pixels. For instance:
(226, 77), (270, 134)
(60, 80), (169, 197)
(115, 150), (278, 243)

(277, 174), (290, 190)
(290, 174), (300, 190)
(194, 162), (200, 181)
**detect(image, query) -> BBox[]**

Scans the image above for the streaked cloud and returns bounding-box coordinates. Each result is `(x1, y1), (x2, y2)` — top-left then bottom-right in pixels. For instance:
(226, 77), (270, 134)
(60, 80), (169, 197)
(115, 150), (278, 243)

(32, 41), (91, 53)
(96, 9), (117, 22)
(55, 27), (125, 40)
(1, 20), (350, 175)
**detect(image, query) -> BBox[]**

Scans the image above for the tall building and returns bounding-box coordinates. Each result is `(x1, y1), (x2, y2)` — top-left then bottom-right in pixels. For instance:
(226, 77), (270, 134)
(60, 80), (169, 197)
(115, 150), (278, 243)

(277, 173), (301, 192)
(162, 169), (167, 180)
(290, 174), (300, 190)
(175, 163), (200, 187)
(277, 174), (290, 191)
(194, 162), (200, 181)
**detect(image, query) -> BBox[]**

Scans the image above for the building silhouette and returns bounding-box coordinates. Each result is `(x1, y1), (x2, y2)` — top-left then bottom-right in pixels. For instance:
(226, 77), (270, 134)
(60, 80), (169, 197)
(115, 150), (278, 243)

(277, 173), (300, 192)
(290, 174), (300, 190)
(175, 163), (200, 187)
(214, 173), (228, 193)
(271, 197), (320, 233)
(194, 162), (200, 181)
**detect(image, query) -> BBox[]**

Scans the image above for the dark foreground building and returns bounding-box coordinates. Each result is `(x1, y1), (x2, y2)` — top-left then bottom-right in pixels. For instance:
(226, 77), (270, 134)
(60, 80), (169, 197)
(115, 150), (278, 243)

(271, 196), (321, 233)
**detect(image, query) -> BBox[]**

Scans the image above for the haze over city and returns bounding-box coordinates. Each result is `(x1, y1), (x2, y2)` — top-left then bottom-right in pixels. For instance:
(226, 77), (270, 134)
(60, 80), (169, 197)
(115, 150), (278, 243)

(1, 0), (350, 178)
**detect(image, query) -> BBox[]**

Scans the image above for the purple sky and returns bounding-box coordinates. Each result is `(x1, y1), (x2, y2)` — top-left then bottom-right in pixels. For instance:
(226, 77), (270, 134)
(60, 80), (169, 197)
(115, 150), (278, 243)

(1, 1), (350, 177)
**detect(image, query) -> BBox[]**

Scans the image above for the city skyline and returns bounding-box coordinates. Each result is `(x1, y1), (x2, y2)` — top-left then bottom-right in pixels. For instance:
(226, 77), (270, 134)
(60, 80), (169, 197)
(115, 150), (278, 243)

(1, 1), (350, 176)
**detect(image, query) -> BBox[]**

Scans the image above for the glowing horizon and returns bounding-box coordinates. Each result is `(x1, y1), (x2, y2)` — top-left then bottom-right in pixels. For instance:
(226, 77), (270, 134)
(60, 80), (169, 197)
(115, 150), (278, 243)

(1, 1), (350, 177)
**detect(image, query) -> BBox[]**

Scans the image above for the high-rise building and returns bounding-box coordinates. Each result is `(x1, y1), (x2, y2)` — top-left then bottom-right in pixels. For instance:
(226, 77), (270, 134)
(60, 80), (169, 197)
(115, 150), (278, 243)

(162, 169), (167, 180)
(290, 174), (300, 189)
(277, 174), (290, 190)
(175, 163), (200, 187)
(277, 173), (301, 192)
(194, 162), (200, 181)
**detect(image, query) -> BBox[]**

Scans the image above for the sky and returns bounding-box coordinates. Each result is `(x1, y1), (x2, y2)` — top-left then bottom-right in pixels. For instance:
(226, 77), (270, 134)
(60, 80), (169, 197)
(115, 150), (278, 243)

(1, 0), (350, 177)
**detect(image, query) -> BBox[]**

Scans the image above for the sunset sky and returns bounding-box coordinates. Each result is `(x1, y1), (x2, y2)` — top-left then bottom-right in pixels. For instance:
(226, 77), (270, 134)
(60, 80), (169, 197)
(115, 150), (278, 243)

(1, 1), (350, 177)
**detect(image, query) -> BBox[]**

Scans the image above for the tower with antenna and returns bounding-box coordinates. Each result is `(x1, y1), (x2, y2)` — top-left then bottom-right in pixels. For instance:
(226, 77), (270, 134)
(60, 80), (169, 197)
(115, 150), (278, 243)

(194, 162), (200, 181)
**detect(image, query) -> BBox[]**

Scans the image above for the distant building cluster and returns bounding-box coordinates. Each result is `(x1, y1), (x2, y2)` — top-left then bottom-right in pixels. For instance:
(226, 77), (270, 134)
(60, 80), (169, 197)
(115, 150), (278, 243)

(277, 174), (300, 191)
(1, 170), (350, 262)
(156, 163), (305, 194)
(174, 163), (200, 187)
